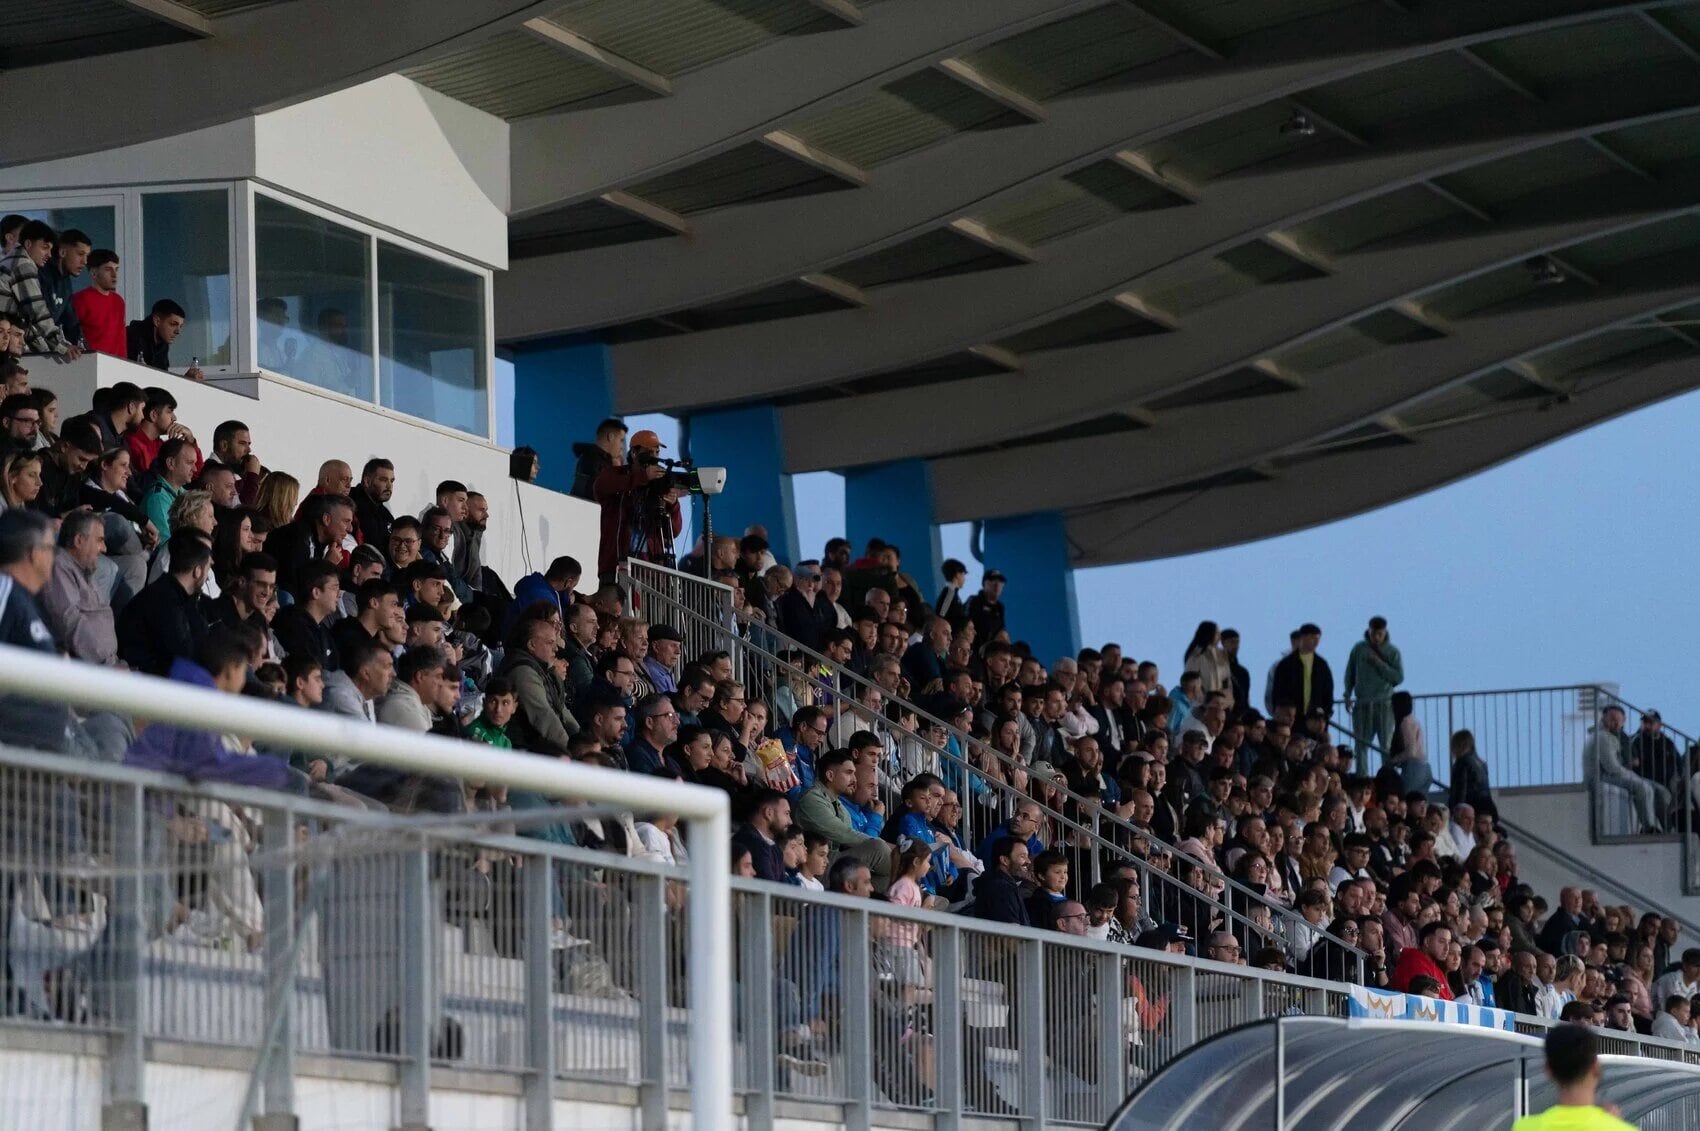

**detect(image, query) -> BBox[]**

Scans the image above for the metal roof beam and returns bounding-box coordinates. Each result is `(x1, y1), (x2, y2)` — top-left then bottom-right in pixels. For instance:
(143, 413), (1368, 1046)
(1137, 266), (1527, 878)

(761, 130), (870, 186)
(935, 57), (1047, 122)
(1111, 0), (1224, 60)
(1423, 179), (1495, 223)
(599, 190), (690, 235)
(112, 0), (213, 36)
(1636, 8), (1700, 64)
(1289, 99), (1370, 147)
(1454, 46), (1540, 101)
(799, 272), (869, 306)
(1585, 135), (1657, 180)
(804, 0), (865, 26)
(522, 18), (674, 97)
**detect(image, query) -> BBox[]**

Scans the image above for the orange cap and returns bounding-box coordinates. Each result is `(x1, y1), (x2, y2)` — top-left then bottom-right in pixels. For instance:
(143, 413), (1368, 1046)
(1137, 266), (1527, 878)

(630, 429), (666, 452)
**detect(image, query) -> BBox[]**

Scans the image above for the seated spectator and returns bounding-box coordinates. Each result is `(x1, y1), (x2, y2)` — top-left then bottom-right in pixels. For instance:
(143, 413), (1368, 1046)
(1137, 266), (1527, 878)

(3, 220), (79, 361)
(733, 788), (791, 883)
(320, 636), (393, 726)
(333, 577), (404, 659)
(141, 438), (199, 538)
(116, 530), (212, 675)
(71, 248), (124, 358)
(498, 613), (577, 756)
(629, 692), (679, 774)
(254, 469), (299, 533)
(1585, 705), (1667, 833)
(272, 559), (341, 670)
(454, 490), (487, 594)
(465, 675), (516, 751)
(89, 381), (145, 451)
(796, 748), (895, 887)
(419, 505), (472, 605)
(265, 493), (354, 599)
(0, 449), (42, 512)
(147, 489), (218, 589)
(33, 418), (101, 517)
(1025, 848), (1071, 930)
(0, 508), (75, 752)
(0, 392), (39, 454)
(124, 387), (200, 491)
(1390, 921), (1455, 1000)
(349, 457), (395, 545)
(38, 510), (116, 665)
(122, 629), (299, 792)
(1651, 948), (1700, 1006)
(1652, 994), (1696, 1042)
(126, 298), (203, 379)
(202, 420), (264, 506)
(970, 836), (1031, 925)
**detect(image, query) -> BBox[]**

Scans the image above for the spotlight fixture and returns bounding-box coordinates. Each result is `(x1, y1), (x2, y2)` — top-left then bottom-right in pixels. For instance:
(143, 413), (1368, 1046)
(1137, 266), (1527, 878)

(1525, 256), (1567, 287)
(1279, 109), (1317, 138)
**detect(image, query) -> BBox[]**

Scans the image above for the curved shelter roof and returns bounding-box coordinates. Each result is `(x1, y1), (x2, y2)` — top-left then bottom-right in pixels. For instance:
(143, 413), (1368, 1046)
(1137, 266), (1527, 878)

(26, 1), (1700, 566)
(1106, 1016), (1700, 1131)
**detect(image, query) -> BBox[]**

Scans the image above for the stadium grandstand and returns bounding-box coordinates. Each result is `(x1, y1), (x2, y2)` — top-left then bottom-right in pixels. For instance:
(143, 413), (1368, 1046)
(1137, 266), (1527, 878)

(4, 1), (1700, 1129)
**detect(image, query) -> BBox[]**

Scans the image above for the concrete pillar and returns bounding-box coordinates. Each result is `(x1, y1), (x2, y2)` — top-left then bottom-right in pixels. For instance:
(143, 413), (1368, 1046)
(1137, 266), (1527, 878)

(683, 404), (799, 565)
(844, 460), (943, 598)
(511, 339), (615, 495)
(981, 512), (1081, 665)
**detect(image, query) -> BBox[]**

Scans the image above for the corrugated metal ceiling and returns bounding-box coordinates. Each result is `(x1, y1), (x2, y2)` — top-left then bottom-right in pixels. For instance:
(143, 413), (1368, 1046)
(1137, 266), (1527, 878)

(403, 31), (642, 120)
(544, 0), (845, 78)
(785, 69), (1028, 169)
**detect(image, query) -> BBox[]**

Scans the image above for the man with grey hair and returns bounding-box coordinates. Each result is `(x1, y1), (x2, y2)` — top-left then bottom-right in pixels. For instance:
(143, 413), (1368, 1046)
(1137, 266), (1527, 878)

(774, 559), (831, 652)
(0, 508), (72, 752)
(1585, 704), (1667, 834)
(39, 508), (115, 665)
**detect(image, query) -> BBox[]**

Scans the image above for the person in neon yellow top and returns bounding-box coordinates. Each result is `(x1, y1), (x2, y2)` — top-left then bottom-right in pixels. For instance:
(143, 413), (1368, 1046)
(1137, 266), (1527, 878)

(1513, 1023), (1638, 1131)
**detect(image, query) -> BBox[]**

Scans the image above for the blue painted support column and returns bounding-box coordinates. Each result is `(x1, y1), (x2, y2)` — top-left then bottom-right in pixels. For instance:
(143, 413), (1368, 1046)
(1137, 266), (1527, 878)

(844, 460), (942, 598)
(512, 340), (615, 495)
(684, 405), (799, 566)
(981, 512), (1081, 664)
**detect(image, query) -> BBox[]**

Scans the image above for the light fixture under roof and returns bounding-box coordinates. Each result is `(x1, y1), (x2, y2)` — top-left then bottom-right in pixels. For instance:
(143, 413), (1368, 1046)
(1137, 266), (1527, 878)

(1279, 109), (1317, 138)
(1525, 256), (1567, 287)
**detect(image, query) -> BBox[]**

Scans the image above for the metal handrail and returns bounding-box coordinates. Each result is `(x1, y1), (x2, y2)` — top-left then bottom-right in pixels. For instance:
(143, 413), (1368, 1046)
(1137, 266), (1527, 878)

(624, 571), (1366, 971)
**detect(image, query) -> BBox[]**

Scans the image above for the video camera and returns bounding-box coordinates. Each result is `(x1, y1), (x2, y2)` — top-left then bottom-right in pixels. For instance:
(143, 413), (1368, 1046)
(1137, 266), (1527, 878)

(634, 453), (727, 496)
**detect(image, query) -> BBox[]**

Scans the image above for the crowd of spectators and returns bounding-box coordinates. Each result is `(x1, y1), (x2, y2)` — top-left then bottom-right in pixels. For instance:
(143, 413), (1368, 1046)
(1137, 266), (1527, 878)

(0, 341), (1695, 1080)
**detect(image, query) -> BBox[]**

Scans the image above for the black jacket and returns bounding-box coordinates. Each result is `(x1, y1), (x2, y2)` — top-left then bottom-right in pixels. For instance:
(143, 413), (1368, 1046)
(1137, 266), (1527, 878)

(970, 869), (1029, 925)
(966, 593), (1005, 643)
(1271, 650), (1334, 716)
(350, 485), (394, 547)
(32, 451), (84, 518)
(263, 519), (331, 601)
(273, 605), (340, 671)
(569, 442), (612, 501)
(116, 574), (207, 676)
(125, 318), (170, 370)
(733, 825), (786, 884)
(773, 588), (834, 653)
(0, 575), (72, 752)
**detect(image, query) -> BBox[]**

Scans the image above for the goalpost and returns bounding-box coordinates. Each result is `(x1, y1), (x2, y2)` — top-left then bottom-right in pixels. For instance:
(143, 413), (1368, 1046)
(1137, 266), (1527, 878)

(0, 643), (733, 1131)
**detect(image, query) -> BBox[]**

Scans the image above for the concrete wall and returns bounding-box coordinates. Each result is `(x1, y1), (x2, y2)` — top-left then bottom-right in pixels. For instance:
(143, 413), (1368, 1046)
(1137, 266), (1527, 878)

(1496, 784), (1700, 925)
(0, 76), (508, 268)
(56, 353), (597, 584)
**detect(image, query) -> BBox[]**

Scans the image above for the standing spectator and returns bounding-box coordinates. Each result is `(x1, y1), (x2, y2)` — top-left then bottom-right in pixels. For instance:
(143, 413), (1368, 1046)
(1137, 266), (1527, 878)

(774, 561), (833, 652)
(1220, 629), (1251, 715)
(126, 299), (204, 378)
(1344, 616), (1404, 765)
(0, 510), (74, 752)
(115, 530), (212, 675)
(571, 417), (626, 500)
(933, 557), (967, 629)
(593, 427), (683, 583)
(1448, 728), (1496, 817)
(350, 457), (395, 545)
(1271, 623), (1333, 718)
(37, 228), (90, 346)
(71, 249), (125, 358)
(38, 510), (116, 666)
(2, 220), (79, 361)
(1182, 620), (1233, 704)
(1586, 705), (1667, 834)
(454, 490), (487, 592)
(966, 569), (1006, 643)
(1385, 691), (1431, 795)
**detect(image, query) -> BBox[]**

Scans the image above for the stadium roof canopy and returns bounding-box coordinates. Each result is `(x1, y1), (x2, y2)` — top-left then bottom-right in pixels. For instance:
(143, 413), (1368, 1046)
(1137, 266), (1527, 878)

(26, 0), (1700, 565)
(1108, 1016), (1700, 1130)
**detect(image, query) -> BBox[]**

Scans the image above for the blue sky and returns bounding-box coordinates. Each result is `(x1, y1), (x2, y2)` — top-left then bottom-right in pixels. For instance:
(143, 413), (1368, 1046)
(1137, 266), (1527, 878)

(579, 383), (1700, 736)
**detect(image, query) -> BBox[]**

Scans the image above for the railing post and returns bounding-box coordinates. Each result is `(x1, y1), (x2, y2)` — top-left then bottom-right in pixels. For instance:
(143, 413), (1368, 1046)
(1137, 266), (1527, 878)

(523, 857), (555, 1131)
(255, 804), (298, 1131)
(738, 888), (776, 1131)
(1095, 950), (1124, 1121)
(636, 873), (670, 1130)
(841, 907), (874, 1131)
(1169, 963), (1197, 1050)
(104, 779), (147, 1131)
(396, 846), (433, 1131)
(1017, 938), (1047, 1129)
(933, 924), (965, 1131)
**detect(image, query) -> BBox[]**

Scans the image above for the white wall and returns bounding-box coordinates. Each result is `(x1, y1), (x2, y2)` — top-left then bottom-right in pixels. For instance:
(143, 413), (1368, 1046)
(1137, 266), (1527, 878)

(59, 354), (597, 585)
(0, 77), (508, 268)
(1496, 785), (1700, 928)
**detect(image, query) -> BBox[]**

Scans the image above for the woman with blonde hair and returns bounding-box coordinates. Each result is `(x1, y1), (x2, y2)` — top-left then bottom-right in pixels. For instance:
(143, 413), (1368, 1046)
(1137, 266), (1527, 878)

(0, 449), (42, 511)
(254, 470), (299, 531)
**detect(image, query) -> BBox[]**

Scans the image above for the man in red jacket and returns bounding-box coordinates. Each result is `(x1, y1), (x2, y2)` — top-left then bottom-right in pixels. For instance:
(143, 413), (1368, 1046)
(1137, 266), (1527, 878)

(1390, 920), (1455, 1000)
(592, 428), (682, 584)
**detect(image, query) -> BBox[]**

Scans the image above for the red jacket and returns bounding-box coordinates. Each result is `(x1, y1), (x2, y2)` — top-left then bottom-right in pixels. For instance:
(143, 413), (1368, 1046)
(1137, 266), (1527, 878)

(124, 428), (202, 480)
(593, 464), (681, 580)
(1389, 946), (1454, 1000)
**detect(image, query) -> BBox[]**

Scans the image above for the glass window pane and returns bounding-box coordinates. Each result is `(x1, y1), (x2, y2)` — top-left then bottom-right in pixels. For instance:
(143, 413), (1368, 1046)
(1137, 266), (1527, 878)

(378, 243), (488, 437)
(254, 194), (373, 400)
(142, 191), (232, 366)
(16, 205), (116, 296)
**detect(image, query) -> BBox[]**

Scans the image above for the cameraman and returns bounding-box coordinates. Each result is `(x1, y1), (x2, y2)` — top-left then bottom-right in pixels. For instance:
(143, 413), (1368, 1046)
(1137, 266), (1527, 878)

(593, 429), (684, 585)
